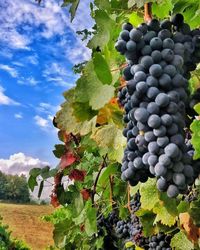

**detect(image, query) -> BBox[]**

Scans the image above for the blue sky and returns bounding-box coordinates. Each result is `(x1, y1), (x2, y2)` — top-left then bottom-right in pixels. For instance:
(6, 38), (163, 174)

(0, 0), (93, 176)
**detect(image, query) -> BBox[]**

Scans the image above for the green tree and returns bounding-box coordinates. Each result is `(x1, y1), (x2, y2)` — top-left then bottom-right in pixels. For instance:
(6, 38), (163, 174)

(0, 171), (30, 203)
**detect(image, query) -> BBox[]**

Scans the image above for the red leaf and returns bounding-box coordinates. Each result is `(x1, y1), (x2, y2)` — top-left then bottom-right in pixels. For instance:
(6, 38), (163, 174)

(81, 189), (91, 201)
(69, 169), (86, 182)
(80, 224), (85, 232)
(50, 194), (60, 208)
(60, 151), (77, 169)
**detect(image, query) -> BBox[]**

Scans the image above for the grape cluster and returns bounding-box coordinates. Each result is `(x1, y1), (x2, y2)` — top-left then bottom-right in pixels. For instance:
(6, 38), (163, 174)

(97, 210), (119, 233)
(145, 233), (172, 250)
(115, 14), (200, 198)
(115, 219), (132, 239)
(97, 211), (119, 250)
(130, 190), (141, 212)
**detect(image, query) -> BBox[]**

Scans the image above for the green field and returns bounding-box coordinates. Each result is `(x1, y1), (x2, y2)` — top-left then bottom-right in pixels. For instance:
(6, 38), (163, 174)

(0, 203), (54, 250)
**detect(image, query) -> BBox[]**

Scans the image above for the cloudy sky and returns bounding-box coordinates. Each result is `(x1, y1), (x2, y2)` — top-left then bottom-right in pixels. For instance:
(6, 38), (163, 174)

(0, 0), (93, 178)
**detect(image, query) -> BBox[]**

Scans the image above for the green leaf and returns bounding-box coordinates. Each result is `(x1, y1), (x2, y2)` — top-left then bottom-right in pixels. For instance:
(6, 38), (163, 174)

(194, 103), (200, 115)
(49, 168), (58, 177)
(95, 236), (104, 249)
(40, 166), (50, 179)
(177, 201), (190, 214)
(38, 180), (44, 199)
(170, 231), (194, 250)
(98, 164), (119, 186)
(125, 241), (134, 248)
(29, 168), (41, 178)
(28, 175), (38, 192)
(73, 208), (86, 225)
(85, 201), (97, 236)
(91, 124), (126, 151)
(93, 52), (112, 85)
(56, 102), (97, 135)
(190, 120), (200, 159)
(62, 0), (80, 21)
(140, 179), (159, 211)
(74, 193), (84, 215)
(119, 206), (129, 219)
(129, 12), (144, 26)
(69, 0), (80, 21)
(53, 219), (71, 246)
(137, 210), (156, 236)
(72, 102), (98, 121)
(152, 0), (173, 19)
(153, 202), (177, 226)
(189, 198), (200, 226)
(153, 193), (178, 226)
(74, 61), (115, 110)
(88, 10), (115, 49)
(53, 144), (66, 158)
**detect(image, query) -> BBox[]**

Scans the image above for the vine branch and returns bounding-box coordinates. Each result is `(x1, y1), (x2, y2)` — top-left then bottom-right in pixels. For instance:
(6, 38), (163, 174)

(127, 185), (132, 213)
(144, 2), (153, 22)
(109, 175), (114, 207)
(92, 154), (108, 206)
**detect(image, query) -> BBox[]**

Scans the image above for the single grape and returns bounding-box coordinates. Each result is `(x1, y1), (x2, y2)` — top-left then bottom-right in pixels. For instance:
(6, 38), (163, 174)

(146, 87), (160, 99)
(167, 184), (179, 198)
(164, 143), (179, 158)
(146, 76), (158, 87)
(157, 136), (169, 148)
(126, 40), (136, 51)
(155, 93), (170, 107)
(151, 50), (162, 63)
(120, 30), (130, 41)
(129, 29), (143, 42)
(161, 49), (174, 62)
(144, 131), (156, 142)
(150, 37), (163, 50)
(155, 163), (167, 176)
(149, 64), (163, 77)
(163, 38), (174, 49)
(147, 102), (160, 114)
(134, 108), (149, 123)
(141, 56), (154, 69)
(173, 173), (186, 186)
(148, 141), (160, 154)
(157, 178), (168, 191)
(148, 114), (161, 128)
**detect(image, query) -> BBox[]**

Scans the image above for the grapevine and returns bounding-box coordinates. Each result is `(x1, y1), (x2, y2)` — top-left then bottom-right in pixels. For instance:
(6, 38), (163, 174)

(28, 1), (200, 250)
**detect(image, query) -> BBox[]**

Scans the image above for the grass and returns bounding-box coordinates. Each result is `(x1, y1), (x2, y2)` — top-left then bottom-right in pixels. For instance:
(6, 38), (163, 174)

(0, 202), (54, 250)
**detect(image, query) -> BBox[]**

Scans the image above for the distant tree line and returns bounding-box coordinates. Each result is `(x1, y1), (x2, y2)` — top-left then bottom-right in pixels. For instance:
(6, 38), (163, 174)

(0, 171), (30, 203)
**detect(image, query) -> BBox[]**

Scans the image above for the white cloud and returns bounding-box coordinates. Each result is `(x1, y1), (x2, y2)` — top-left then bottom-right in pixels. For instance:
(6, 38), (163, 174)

(0, 152), (49, 176)
(43, 62), (71, 78)
(36, 102), (59, 114)
(34, 115), (50, 128)
(26, 54), (39, 65)
(0, 0), (68, 50)
(43, 62), (77, 86)
(0, 85), (20, 106)
(18, 76), (39, 86)
(65, 41), (91, 64)
(0, 64), (18, 78)
(0, 0), (93, 60)
(14, 113), (23, 119)
(12, 61), (24, 67)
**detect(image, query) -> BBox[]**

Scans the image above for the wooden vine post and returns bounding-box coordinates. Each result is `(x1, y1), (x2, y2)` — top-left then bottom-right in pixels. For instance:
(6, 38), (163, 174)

(144, 2), (153, 22)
